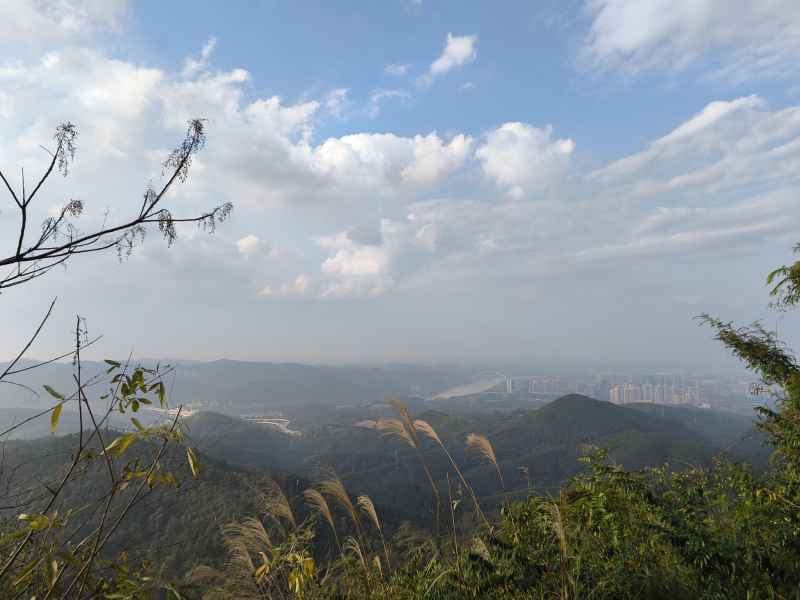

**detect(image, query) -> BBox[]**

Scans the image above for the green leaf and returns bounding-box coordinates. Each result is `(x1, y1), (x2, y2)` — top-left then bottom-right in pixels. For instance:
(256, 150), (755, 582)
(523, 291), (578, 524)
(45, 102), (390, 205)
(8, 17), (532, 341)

(51, 403), (63, 434)
(105, 433), (137, 457)
(153, 381), (166, 406)
(18, 513), (51, 531)
(43, 385), (64, 400)
(186, 447), (201, 478)
(131, 417), (144, 431)
(104, 359), (121, 368)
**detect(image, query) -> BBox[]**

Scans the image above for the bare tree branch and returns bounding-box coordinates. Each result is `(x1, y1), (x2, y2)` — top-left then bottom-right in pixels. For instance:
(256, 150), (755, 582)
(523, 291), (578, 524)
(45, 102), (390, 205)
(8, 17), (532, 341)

(0, 119), (232, 290)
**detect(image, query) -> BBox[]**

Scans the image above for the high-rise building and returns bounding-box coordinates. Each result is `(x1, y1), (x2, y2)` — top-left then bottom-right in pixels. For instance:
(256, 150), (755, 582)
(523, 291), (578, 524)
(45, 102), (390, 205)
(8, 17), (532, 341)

(621, 384), (642, 404)
(642, 383), (655, 403)
(610, 385), (623, 404)
(654, 384), (666, 404)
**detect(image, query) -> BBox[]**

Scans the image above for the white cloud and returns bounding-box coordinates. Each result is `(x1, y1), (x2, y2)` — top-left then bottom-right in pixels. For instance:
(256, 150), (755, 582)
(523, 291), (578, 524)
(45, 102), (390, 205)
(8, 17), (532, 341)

(367, 89), (410, 118)
(0, 0), (129, 42)
(311, 131), (472, 188)
(236, 234), (260, 254)
(304, 97), (800, 298)
(2, 30), (799, 371)
(589, 95), (800, 203)
(591, 95), (765, 183)
(576, 194), (795, 262)
(183, 37), (217, 77)
(582, 0), (800, 81)
(259, 274), (312, 297)
(320, 233), (389, 277)
(420, 33), (477, 85)
(476, 123), (575, 198)
(384, 63), (411, 76)
(324, 88), (349, 118)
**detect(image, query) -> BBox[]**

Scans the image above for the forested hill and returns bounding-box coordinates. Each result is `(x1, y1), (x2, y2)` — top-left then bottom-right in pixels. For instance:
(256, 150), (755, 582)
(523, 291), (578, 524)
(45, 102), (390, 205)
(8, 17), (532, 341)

(177, 394), (767, 524)
(0, 391), (776, 595)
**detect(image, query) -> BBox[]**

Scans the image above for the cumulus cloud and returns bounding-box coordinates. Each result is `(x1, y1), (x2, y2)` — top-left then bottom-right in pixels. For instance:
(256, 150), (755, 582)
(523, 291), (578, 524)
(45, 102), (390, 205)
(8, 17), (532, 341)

(476, 123), (575, 198)
(3, 38), (797, 310)
(420, 33), (477, 85)
(303, 97), (800, 298)
(582, 0), (800, 81)
(0, 0), (129, 42)
(236, 234), (260, 254)
(311, 131), (472, 188)
(2, 26), (799, 368)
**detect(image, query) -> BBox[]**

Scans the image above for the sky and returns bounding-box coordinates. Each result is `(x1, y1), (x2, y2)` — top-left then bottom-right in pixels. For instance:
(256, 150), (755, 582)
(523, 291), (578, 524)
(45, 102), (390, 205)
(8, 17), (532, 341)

(0, 0), (799, 371)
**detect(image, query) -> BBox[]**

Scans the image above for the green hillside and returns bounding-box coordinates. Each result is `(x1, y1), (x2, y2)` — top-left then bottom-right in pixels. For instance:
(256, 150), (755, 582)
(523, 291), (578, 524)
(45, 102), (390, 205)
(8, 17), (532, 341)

(176, 395), (767, 526)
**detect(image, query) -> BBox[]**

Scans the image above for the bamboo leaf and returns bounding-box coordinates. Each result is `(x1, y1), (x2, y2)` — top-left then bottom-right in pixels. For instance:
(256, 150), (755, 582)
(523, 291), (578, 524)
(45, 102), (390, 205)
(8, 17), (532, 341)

(50, 402), (63, 434)
(105, 432), (137, 457)
(43, 385), (64, 400)
(186, 447), (201, 478)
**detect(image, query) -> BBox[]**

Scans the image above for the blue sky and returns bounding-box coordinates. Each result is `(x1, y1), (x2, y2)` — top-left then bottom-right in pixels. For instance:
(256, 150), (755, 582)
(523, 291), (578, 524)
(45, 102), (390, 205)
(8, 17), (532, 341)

(0, 0), (799, 371)
(124, 0), (788, 160)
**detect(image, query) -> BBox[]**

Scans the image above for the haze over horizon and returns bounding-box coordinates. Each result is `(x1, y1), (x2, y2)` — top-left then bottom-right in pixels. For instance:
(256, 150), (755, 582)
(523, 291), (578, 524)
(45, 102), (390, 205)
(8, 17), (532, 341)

(1, 0), (798, 371)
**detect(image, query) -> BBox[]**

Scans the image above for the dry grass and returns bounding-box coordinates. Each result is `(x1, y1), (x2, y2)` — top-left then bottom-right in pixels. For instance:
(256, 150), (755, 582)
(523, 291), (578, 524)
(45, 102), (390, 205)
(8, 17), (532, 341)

(319, 475), (359, 530)
(380, 402), (442, 539)
(304, 488), (340, 551)
(318, 472), (369, 562)
(206, 518), (273, 598)
(413, 419), (442, 445)
(343, 535), (367, 573)
(466, 433), (504, 489)
(223, 517), (273, 554)
(390, 399), (417, 440)
(413, 419), (489, 527)
(358, 494), (390, 570)
(376, 417), (417, 448)
(261, 479), (296, 530)
(356, 495), (381, 534)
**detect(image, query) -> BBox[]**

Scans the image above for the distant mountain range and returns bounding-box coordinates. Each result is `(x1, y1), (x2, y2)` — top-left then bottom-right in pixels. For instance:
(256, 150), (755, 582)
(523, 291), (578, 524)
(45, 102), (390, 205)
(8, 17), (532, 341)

(0, 359), (476, 411)
(1, 391), (770, 577)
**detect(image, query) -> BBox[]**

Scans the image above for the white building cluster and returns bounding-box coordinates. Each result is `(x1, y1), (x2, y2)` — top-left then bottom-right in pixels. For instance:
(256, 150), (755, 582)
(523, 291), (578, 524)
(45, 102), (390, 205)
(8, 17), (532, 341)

(608, 382), (701, 405)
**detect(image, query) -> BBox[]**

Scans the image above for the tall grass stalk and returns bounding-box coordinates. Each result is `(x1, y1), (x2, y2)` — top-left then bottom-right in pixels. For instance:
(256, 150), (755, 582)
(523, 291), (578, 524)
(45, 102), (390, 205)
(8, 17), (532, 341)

(319, 473), (368, 561)
(446, 472), (461, 577)
(357, 494), (391, 572)
(304, 488), (341, 553)
(414, 418), (489, 527)
(466, 432), (505, 489)
(261, 479), (297, 533)
(377, 400), (442, 540)
(343, 535), (370, 580)
(547, 494), (573, 600)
